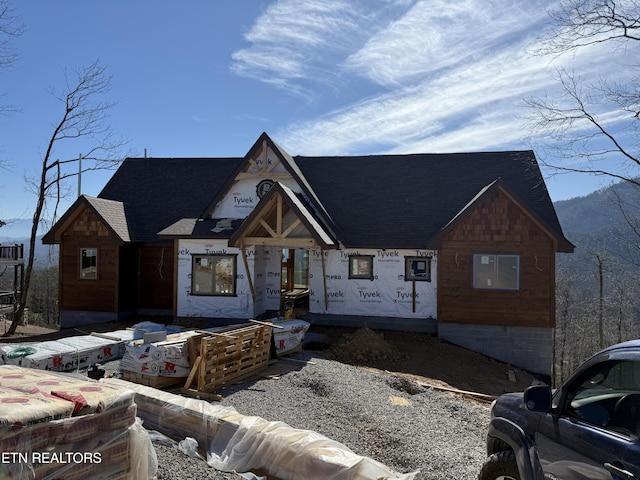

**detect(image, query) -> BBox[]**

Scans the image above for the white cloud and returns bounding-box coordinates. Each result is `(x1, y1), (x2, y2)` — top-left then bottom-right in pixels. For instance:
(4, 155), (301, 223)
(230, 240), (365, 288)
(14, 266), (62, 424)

(233, 0), (631, 159)
(191, 114), (209, 123)
(230, 0), (415, 95)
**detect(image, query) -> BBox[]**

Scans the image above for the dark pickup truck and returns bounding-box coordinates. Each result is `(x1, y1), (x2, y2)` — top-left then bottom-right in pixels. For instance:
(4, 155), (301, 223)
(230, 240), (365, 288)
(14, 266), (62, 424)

(480, 340), (640, 480)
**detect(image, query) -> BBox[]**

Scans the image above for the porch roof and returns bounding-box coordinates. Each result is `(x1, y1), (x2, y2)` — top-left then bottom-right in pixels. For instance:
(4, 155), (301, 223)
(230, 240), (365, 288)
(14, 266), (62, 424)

(228, 182), (336, 249)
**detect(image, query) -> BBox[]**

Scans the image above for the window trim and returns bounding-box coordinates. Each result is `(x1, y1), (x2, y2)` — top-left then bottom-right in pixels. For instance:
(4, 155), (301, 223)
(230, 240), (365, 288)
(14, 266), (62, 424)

(404, 256), (432, 282)
(472, 254), (520, 290)
(348, 255), (374, 280)
(191, 254), (238, 296)
(79, 247), (98, 280)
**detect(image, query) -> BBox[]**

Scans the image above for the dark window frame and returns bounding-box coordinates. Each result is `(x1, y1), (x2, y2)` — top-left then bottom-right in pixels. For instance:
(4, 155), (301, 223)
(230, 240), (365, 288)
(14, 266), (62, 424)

(472, 254), (520, 290)
(191, 254), (238, 296)
(404, 256), (432, 282)
(348, 254), (374, 280)
(79, 247), (98, 280)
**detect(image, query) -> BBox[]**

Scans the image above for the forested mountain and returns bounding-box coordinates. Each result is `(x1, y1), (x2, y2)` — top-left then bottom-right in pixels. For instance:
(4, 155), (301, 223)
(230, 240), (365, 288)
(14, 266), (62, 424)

(552, 179), (640, 384)
(555, 179), (640, 276)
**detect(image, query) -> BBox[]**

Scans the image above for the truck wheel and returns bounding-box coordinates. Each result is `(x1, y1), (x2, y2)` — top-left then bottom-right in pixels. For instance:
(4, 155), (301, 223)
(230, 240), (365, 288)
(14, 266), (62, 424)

(479, 451), (520, 480)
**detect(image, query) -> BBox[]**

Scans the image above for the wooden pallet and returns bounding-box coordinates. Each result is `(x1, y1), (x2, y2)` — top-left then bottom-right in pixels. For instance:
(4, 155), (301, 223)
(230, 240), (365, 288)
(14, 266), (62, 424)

(187, 323), (272, 394)
(122, 371), (186, 389)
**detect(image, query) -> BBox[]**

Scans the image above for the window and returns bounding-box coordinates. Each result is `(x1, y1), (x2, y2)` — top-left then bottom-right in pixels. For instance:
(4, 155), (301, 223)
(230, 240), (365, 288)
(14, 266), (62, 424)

(80, 248), (98, 279)
(473, 254), (519, 290)
(564, 360), (640, 436)
(405, 256), (431, 282)
(191, 254), (237, 296)
(348, 255), (374, 280)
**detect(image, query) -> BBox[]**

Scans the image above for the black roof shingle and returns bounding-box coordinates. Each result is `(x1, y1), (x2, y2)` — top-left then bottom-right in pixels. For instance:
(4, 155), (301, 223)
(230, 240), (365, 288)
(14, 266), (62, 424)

(98, 157), (241, 242)
(293, 151), (566, 249)
(66, 137), (570, 251)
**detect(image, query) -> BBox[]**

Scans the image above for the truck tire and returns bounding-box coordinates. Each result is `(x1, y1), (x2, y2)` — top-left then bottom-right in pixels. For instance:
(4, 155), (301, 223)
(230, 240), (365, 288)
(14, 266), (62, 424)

(478, 451), (520, 480)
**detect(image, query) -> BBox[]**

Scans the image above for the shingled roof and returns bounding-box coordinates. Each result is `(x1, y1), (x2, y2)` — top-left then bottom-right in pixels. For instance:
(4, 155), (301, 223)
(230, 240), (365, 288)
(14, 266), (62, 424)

(42, 196), (132, 244)
(293, 150), (569, 250)
(44, 134), (571, 252)
(98, 157), (241, 242)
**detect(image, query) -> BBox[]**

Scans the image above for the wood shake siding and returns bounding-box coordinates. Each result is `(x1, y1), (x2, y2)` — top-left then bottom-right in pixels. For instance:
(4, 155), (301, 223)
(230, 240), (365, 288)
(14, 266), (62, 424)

(437, 189), (556, 328)
(59, 206), (120, 312)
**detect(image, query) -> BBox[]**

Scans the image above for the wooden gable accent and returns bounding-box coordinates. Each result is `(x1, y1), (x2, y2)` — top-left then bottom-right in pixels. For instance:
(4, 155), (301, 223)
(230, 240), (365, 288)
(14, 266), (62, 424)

(58, 204), (122, 313)
(236, 139), (292, 181)
(437, 187), (556, 328)
(229, 185), (329, 249)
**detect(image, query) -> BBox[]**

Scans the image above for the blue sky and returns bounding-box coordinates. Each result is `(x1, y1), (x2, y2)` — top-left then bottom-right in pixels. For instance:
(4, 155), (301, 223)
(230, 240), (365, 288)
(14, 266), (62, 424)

(0, 0), (631, 226)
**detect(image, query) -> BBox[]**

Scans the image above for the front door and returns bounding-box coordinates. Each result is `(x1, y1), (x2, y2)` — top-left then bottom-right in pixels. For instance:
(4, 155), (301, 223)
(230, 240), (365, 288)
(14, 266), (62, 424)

(280, 248), (309, 309)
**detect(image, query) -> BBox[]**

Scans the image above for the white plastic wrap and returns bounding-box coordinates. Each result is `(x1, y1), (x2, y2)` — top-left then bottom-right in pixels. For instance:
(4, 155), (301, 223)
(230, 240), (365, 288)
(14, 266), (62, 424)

(0, 366), (156, 479)
(0, 330), (134, 372)
(207, 415), (418, 480)
(105, 378), (417, 480)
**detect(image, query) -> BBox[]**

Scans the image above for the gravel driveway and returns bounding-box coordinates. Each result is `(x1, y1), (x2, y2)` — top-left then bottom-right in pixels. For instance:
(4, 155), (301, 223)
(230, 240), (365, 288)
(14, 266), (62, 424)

(142, 350), (492, 480)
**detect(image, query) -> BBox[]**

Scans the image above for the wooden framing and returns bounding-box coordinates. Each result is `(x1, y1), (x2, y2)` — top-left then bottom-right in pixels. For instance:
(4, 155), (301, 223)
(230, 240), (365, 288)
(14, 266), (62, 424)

(0, 244), (24, 322)
(229, 185), (331, 250)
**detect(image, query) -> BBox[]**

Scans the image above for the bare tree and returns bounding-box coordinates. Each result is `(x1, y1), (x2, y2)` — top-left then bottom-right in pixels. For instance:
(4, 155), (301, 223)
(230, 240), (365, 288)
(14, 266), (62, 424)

(0, 0), (24, 227)
(0, 0), (23, 115)
(526, 0), (640, 185)
(3, 61), (127, 336)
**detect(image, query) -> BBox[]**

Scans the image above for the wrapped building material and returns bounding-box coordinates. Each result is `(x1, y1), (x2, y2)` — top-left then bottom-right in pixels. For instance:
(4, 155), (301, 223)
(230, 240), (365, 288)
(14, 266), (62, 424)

(105, 378), (416, 480)
(0, 366), (156, 479)
(0, 330), (134, 372)
(121, 336), (192, 378)
(271, 318), (310, 356)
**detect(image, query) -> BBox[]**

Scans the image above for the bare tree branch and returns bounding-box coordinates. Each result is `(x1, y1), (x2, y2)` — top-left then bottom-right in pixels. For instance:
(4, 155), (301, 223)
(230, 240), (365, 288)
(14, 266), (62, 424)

(538, 0), (640, 54)
(0, 0), (23, 116)
(528, 1), (640, 184)
(525, 68), (640, 185)
(4, 60), (127, 336)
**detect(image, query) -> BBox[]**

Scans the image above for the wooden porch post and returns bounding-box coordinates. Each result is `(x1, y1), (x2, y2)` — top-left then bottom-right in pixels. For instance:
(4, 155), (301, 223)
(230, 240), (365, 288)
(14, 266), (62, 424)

(321, 248), (328, 310)
(240, 240), (256, 302)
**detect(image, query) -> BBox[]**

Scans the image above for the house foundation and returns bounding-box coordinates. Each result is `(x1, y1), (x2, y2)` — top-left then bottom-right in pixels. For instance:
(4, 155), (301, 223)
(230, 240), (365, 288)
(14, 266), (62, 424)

(438, 322), (553, 377)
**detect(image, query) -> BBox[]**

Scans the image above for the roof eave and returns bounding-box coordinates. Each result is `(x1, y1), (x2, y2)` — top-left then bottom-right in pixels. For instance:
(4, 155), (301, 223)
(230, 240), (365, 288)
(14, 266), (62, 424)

(426, 179), (574, 253)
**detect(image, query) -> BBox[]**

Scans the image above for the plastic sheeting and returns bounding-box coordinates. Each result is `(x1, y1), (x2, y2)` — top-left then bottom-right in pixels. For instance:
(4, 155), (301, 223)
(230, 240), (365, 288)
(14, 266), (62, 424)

(0, 329), (135, 372)
(0, 366), (157, 479)
(208, 415), (418, 480)
(104, 378), (417, 480)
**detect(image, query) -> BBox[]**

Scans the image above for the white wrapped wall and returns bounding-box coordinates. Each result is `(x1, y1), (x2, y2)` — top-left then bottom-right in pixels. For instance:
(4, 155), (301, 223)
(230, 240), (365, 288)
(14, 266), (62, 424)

(177, 242), (437, 320)
(176, 240), (280, 319)
(210, 162), (300, 219)
(308, 248), (437, 319)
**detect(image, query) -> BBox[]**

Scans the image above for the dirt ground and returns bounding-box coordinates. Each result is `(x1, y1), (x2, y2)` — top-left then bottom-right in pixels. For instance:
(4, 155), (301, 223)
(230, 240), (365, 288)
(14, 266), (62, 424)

(0, 318), (536, 399)
(309, 326), (536, 398)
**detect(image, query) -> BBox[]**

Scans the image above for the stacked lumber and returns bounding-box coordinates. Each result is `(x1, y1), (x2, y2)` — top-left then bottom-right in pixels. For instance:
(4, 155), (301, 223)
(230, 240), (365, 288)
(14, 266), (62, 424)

(0, 330), (134, 372)
(120, 322), (273, 395)
(103, 378), (243, 452)
(0, 365), (155, 479)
